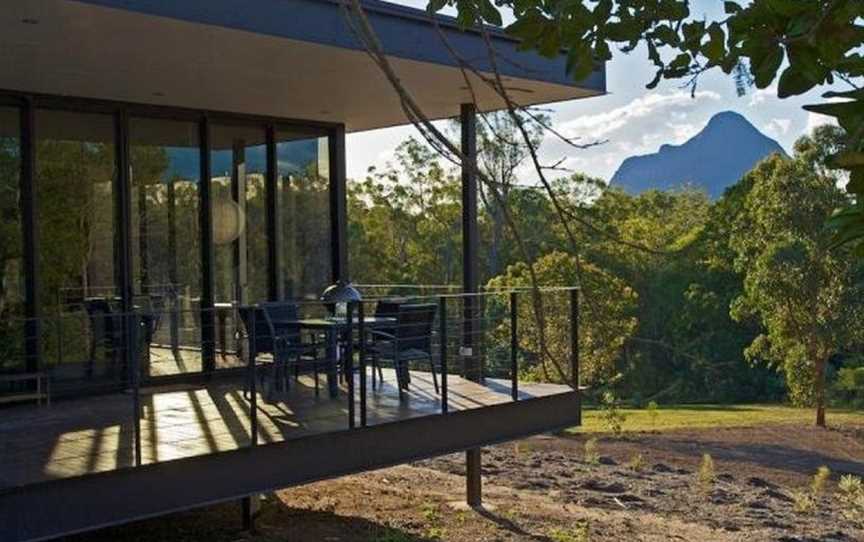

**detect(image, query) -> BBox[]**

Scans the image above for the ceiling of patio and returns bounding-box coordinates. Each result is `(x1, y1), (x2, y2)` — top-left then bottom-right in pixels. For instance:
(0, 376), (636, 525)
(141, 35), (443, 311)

(1, 0), (605, 132)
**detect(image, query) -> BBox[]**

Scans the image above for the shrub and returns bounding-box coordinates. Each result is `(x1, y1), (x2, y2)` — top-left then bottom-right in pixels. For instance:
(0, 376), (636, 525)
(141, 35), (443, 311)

(549, 520), (590, 542)
(626, 453), (644, 472)
(646, 401), (659, 427)
(583, 438), (600, 465)
(600, 391), (626, 436)
(793, 465), (832, 514)
(811, 466), (831, 496)
(837, 474), (864, 524)
(697, 454), (715, 493)
(792, 489), (816, 513)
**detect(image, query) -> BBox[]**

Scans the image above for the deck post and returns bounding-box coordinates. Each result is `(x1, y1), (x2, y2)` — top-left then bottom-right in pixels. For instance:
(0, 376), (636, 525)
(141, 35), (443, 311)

(510, 291), (518, 401)
(461, 102), (482, 507)
(328, 124), (348, 284)
(199, 116), (216, 373)
(569, 288), (579, 390)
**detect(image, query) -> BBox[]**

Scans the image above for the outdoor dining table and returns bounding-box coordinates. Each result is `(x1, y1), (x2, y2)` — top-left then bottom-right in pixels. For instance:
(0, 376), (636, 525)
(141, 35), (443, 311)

(275, 316), (397, 398)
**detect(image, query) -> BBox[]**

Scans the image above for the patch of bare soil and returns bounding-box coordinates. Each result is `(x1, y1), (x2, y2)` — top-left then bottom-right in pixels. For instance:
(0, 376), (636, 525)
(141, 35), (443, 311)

(75, 424), (864, 542)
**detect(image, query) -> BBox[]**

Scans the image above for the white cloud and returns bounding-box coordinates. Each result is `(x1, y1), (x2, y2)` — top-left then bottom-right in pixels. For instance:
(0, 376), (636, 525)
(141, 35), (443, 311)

(557, 90), (721, 141)
(748, 84), (778, 107)
(805, 111), (838, 133)
(764, 117), (792, 138)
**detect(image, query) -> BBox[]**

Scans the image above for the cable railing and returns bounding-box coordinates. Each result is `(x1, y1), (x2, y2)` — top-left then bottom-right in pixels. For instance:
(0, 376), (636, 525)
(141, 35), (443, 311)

(0, 286), (580, 490)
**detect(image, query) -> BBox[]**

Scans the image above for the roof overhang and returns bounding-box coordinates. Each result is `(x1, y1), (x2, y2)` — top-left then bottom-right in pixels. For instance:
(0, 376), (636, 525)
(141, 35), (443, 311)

(1, 0), (605, 132)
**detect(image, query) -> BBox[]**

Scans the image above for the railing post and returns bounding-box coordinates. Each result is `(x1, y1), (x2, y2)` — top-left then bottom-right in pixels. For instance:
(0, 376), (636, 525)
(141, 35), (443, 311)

(346, 302), (355, 430)
(439, 296), (448, 414)
(249, 307), (258, 446)
(569, 288), (580, 390)
(358, 301), (367, 427)
(510, 291), (518, 401)
(130, 311), (142, 468)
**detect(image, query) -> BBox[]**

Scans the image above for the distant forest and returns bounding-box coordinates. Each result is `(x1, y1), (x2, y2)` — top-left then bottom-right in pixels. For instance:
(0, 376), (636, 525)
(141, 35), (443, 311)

(347, 119), (864, 409)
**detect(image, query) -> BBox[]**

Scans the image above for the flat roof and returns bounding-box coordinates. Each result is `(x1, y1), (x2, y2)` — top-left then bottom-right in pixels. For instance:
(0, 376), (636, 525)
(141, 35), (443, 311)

(2, 0), (605, 131)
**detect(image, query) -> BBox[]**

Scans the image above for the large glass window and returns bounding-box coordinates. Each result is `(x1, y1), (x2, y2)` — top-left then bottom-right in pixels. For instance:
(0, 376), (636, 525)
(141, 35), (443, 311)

(0, 107), (23, 373)
(210, 124), (268, 307)
(35, 110), (117, 380)
(130, 117), (201, 377)
(276, 129), (331, 300)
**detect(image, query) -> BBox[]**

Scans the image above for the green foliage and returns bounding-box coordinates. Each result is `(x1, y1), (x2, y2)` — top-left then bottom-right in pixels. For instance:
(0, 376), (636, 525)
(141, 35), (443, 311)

(548, 521), (590, 542)
(576, 403), (863, 434)
(697, 453), (715, 494)
(487, 251), (637, 385)
(599, 391), (626, 436)
(583, 437), (600, 465)
(812, 465), (831, 496)
(646, 401), (659, 427)
(426, 0), (864, 258)
(837, 474), (864, 524)
(727, 128), (864, 425)
(793, 465), (832, 514)
(832, 357), (864, 408)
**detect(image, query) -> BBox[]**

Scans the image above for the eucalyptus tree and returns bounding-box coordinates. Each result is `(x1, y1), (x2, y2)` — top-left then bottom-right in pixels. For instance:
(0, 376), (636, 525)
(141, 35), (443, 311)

(728, 127), (864, 427)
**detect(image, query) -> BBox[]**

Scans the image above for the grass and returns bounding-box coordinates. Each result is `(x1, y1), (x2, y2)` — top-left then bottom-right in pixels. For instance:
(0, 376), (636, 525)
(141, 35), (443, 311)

(570, 404), (863, 434)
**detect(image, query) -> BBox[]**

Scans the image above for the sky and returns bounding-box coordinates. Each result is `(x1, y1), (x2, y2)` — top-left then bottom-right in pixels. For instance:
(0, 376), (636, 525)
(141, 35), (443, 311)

(345, 0), (840, 183)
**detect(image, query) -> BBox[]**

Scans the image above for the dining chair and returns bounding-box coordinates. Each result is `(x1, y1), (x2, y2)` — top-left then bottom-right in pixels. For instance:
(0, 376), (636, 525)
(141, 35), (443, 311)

(370, 303), (438, 399)
(239, 302), (324, 400)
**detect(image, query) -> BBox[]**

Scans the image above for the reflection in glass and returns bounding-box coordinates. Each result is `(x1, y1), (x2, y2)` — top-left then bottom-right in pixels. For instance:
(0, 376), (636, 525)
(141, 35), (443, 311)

(35, 110), (117, 382)
(276, 130), (331, 300)
(0, 107), (23, 373)
(130, 118), (201, 377)
(210, 124), (268, 307)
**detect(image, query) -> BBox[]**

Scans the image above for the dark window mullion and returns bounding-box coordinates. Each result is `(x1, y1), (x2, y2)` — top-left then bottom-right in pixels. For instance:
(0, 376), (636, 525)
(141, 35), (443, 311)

(199, 116), (216, 373)
(20, 98), (40, 373)
(265, 124), (280, 301)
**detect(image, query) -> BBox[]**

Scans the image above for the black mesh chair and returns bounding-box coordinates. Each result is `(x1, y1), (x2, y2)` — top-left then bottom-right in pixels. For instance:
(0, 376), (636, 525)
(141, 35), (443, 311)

(365, 299), (402, 389)
(370, 303), (438, 398)
(239, 302), (325, 400)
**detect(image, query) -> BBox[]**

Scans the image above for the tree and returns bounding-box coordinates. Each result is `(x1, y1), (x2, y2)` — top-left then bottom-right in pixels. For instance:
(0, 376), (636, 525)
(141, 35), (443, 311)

(425, 0), (864, 257)
(487, 251), (637, 385)
(728, 126), (864, 426)
(474, 111), (547, 278)
(349, 138), (463, 287)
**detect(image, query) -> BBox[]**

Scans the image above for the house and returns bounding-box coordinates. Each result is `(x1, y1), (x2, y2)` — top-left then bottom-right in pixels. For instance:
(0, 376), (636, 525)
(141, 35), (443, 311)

(0, 1), (604, 540)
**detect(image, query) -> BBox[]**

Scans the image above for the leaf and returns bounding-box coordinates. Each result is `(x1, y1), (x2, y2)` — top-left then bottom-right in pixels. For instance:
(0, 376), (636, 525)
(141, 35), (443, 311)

(724, 1), (742, 14)
(777, 66), (817, 98)
(702, 23), (726, 62)
(479, 0), (502, 26)
(752, 46), (784, 88)
(426, 0), (448, 13)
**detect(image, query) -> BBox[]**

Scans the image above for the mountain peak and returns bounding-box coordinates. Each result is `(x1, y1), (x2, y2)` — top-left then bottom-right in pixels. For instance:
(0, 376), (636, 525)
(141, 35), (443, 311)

(611, 111), (786, 199)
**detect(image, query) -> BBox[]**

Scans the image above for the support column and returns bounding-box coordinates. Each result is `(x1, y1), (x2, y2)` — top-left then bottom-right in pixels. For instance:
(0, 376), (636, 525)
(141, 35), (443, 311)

(231, 140), (247, 307)
(328, 125), (348, 284)
(461, 103), (482, 507)
(265, 125), (280, 300)
(199, 117), (216, 373)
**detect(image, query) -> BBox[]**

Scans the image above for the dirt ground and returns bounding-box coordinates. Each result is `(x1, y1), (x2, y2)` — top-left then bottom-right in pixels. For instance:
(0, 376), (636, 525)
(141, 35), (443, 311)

(75, 423), (864, 542)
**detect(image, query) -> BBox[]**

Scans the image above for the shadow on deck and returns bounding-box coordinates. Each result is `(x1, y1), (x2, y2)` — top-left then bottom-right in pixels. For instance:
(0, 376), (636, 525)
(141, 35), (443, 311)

(0, 367), (568, 491)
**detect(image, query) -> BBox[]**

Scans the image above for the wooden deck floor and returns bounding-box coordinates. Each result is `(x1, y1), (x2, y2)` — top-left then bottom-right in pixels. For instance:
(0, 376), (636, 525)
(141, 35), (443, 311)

(0, 368), (568, 491)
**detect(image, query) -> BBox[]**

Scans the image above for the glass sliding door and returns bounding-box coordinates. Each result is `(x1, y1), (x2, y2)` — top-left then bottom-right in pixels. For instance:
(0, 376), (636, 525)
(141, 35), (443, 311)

(210, 123), (267, 366)
(275, 129), (331, 300)
(130, 117), (202, 378)
(0, 107), (24, 376)
(35, 109), (118, 388)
